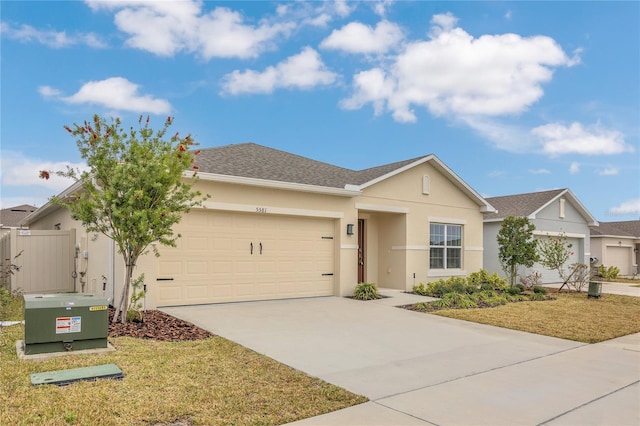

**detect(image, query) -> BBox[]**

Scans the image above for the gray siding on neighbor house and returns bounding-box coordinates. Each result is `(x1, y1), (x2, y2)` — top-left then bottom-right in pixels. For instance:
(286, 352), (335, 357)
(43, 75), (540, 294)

(483, 195), (593, 284)
(482, 221), (503, 277)
(534, 199), (591, 264)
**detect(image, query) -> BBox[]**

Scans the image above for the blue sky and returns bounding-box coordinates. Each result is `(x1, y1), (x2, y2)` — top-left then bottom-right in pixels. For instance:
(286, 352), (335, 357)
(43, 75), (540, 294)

(1, 1), (638, 222)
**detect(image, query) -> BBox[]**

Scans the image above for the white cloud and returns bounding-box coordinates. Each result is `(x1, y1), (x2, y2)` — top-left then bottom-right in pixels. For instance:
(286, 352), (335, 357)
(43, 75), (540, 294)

(320, 20), (404, 54)
(341, 13), (578, 123)
(333, 0), (355, 18)
(221, 47), (337, 95)
(59, 77), (171, 114)
(85, 1), (293, 59)
(532, 122), (633, 156)
(505, 10), (513, 20)
(373, 1), (395, 17)
(0, 151), (86, 193)
(38, 85), (62, 97)
(456, 116), (536, 153)
(608, 199), (640, 216)
(569, 162), (580, 174)
(597, 167), (619, 176)
(0, 21), (106, 48)
(529, 168), (551, 175)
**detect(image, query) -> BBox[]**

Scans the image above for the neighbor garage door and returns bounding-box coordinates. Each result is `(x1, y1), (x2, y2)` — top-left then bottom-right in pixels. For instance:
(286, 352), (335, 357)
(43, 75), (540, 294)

(607, 246), (631, 276)
(156, 210), (335, 306)
(534, 236), (581, 284)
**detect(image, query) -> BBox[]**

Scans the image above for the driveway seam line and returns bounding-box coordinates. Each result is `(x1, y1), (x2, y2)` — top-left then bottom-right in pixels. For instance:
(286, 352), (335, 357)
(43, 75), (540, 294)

(370, 401), (439, 425)
(536, 379), (640, 425)
(373, 344), (586, 401)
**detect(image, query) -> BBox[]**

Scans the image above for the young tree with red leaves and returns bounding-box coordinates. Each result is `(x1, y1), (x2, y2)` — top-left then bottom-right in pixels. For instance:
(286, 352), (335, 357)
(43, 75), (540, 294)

(41, 114), (206, 323)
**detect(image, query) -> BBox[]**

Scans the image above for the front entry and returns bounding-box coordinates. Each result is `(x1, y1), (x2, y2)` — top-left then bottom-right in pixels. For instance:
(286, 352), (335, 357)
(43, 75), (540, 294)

(358, 219), (365, 283)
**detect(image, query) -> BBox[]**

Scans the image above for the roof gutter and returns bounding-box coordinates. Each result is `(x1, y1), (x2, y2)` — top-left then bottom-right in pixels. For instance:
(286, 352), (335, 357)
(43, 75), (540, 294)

(192, 172), (362, 197)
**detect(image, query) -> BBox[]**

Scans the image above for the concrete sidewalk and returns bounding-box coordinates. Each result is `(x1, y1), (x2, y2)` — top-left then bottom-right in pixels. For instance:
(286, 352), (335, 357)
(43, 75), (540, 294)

(162, 290), (640, 426)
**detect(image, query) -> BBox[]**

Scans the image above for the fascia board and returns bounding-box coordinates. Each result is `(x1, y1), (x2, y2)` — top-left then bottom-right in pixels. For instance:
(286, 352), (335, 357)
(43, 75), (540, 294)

(532, 188), (599, 226)
(353, 155), (496, 213)
(192, 172), (362, 197)
(21, 180), (84, 226)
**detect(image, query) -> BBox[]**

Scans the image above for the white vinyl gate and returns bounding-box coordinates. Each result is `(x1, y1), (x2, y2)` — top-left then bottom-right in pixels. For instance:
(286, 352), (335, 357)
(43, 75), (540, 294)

(0, 229), (76, 293)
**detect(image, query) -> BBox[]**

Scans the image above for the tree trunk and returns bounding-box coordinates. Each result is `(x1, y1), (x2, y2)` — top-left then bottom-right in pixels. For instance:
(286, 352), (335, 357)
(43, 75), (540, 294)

(112, 255), (134, 324)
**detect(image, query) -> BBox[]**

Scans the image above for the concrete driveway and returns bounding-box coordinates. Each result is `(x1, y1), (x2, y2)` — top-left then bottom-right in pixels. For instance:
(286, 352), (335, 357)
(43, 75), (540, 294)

(162, 290), (640, 425)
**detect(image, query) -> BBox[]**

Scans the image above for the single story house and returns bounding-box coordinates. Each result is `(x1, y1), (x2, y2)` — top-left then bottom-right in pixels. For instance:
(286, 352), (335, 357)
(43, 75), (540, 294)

(483, 189), (598, 284)
(21, 143), (496, 308)
(590, 221), (640, 277)
(1, 204), (37, 232)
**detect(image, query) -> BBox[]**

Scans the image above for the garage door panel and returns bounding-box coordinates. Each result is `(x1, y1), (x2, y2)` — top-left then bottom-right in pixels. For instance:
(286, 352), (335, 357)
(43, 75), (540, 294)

(530, 237), (581, 284)
(157, 211), (335, 306)
(608, 247), (631, 275)
(212, 261), (233, 273)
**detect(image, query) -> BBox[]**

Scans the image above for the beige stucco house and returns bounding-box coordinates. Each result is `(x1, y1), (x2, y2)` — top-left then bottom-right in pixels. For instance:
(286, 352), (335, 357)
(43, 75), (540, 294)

(590, 221), (640, 277)
(22, 143), (495, 308)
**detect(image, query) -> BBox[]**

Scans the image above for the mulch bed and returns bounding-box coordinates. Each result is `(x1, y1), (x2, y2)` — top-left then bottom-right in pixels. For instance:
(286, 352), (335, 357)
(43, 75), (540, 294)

(108, 309), (213, 342)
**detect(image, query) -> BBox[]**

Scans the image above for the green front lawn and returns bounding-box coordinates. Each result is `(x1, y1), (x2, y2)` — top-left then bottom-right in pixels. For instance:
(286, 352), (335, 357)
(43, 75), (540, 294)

(423, 292), (640, 343)
(0, 291), (366, 425)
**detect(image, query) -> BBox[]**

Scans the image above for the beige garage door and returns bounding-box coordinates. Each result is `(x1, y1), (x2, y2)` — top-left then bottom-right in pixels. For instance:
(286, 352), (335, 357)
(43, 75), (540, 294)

(156, 210), (335, 306)
(607, 246), (631, 275)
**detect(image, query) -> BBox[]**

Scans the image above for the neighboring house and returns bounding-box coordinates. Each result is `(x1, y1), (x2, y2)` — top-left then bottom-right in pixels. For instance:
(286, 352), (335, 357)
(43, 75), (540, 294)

(0, 204), (37, 232)
(590, 221), (640, 277)
(483, 189), (598, 284)
(22, 143), (495, 308)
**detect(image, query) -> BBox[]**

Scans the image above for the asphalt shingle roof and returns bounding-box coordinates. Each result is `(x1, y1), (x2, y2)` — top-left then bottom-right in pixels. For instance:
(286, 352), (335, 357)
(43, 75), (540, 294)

(483, 189), (566, 220)
(590, 221), (640, 237)
(0, 204), (37, 227)
(195, 142), (424, 188)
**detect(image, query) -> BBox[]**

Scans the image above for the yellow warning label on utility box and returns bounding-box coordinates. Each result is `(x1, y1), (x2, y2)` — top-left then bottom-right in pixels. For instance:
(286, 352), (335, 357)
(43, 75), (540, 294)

(89, 305), (108, 311)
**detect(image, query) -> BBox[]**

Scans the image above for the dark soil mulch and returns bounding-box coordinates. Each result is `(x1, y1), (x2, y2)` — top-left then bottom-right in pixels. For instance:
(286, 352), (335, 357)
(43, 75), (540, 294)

(108, 309), (213, 342)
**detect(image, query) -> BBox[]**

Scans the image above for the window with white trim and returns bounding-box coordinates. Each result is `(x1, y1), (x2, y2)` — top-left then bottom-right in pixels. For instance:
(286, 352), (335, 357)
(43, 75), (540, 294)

(430, 223), (462, 269)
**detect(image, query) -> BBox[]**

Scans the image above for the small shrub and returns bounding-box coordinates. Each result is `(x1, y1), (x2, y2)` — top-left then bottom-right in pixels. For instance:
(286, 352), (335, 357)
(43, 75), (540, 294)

(485, 294), (508, 307)
(353, 282), (382, 300)
(507, 285), (522, 295)
(412, 283), (429, 296)
(456, 296), (479, 309)
(506, 294), (526, 302)
(479, 282), (494, 292)
(448, 277), (468, 294)
(533, 286), (547, 295)
(468, 269), (507, 290)
(430, 293), (478, 309)
(519, 271), (542, 290)
(529, 292), (548, 301)
(598, 265), (620, 280)
(424, 279), (450, 297)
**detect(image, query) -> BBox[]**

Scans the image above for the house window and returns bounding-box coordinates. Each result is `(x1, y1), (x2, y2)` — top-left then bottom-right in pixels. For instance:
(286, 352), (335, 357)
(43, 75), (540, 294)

(559, 199), (566, 219)
(430, 223), (462, 269)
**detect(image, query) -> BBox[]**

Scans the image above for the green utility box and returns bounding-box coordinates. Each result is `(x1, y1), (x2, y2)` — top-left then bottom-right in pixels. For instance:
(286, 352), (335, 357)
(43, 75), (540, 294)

(588, 281), (602, 299)
(23, 294), (109, 355)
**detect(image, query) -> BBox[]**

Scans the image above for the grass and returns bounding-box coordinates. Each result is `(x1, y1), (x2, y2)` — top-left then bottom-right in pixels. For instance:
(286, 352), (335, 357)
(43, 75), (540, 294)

(431, 292), (640, 343)
(0, 294), (366, 425)
(0, 289), (23, 321)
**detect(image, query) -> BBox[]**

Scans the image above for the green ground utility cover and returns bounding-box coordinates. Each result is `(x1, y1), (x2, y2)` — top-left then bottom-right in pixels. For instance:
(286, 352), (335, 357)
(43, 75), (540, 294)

(30, 363), (123, 386)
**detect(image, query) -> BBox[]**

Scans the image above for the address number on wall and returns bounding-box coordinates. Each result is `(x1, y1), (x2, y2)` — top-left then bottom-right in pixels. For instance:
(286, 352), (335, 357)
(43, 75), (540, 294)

(256, 207), (268, 213)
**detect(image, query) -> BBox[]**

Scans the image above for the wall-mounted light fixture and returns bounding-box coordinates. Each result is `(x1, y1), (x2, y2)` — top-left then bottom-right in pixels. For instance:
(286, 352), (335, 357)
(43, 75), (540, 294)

(346, 224), (354, 235)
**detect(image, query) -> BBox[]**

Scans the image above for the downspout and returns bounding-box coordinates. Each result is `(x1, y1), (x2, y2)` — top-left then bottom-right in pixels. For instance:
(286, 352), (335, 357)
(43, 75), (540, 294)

(109, 238), (115, 305)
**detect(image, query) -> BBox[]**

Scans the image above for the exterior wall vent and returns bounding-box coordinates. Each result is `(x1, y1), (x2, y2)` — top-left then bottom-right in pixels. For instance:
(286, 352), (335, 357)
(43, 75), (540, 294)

(422, 175), (430, 195)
